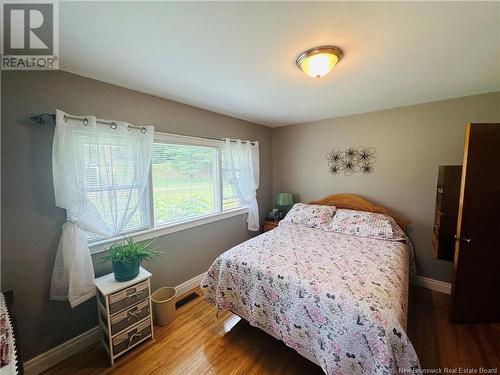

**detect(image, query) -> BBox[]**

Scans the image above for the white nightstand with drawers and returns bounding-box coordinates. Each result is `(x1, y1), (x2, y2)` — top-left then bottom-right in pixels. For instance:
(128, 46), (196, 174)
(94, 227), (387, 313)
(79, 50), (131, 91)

(95, 267), (154, 366)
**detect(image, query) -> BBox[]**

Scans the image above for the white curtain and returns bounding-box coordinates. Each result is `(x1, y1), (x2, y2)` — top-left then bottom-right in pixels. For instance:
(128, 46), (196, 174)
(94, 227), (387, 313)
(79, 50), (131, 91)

(223, 139), (260, 231)
(50, 109), (154, 307)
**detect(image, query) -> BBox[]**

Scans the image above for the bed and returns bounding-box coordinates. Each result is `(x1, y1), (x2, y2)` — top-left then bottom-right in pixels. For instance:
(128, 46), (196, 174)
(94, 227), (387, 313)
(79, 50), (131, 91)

(201, 194), (420, 374)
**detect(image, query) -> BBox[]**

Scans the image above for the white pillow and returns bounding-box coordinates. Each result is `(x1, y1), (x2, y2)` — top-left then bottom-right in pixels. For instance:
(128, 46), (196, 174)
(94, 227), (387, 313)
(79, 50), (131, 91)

(326, 209), (403, 240)
(281, 203), (336, 229)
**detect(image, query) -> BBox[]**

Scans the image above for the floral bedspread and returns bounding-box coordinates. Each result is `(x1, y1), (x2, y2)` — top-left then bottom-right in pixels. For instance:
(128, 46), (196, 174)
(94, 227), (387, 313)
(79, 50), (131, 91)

(1, 293), (19, 375)
(201, 222), (420, 374)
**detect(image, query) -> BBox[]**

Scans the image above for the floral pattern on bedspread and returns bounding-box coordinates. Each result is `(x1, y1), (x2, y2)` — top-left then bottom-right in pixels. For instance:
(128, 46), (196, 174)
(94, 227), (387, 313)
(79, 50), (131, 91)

(201, 222), (420, 375)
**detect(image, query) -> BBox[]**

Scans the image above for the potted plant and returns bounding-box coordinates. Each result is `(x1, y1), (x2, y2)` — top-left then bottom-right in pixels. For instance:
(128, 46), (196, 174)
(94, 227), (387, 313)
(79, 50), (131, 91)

(101, 236), (161, 282)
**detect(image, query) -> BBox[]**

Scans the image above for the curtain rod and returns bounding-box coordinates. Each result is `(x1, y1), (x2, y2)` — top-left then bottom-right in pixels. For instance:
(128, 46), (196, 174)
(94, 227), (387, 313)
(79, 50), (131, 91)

(30, 112), (258, 145)
(30, 112), (147, 133)
(62, 114), (147, 133)
(63, 114), (148, 133)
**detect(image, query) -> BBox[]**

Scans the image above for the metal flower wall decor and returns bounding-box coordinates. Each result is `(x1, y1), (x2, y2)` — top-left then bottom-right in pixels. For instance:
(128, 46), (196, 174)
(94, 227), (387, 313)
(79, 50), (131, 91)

(326, 147), (376, 176)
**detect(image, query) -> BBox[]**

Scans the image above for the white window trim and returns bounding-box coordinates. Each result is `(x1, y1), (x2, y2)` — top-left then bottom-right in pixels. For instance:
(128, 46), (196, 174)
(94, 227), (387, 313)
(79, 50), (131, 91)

(89, 206), (248, 254)
(153, 131), (224, 148)
(89, 131), (248, 254)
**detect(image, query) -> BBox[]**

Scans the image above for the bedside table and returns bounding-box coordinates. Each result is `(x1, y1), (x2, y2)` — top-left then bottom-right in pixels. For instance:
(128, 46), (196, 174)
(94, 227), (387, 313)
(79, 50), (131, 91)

(95, 267), (154, 366)
(262, 219), (280, 233)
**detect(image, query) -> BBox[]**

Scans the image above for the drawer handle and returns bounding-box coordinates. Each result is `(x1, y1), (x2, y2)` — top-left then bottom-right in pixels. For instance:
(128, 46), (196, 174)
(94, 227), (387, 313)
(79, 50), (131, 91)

(127, 307), (140, 321)
(126, 290), (143, 299)
(126, 288), (137, 296)
(127, 332), (142, 348)
(127, 328), (138, 337)
(128, 306), (138, 314)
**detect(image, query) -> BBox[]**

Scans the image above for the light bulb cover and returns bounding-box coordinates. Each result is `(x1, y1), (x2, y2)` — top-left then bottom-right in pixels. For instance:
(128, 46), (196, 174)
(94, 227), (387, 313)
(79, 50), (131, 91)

(296, 46), (343, 78)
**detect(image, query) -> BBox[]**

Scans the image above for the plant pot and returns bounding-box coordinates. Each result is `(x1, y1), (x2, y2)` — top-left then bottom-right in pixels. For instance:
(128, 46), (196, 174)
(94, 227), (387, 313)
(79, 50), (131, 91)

(112, 258), (140, 282)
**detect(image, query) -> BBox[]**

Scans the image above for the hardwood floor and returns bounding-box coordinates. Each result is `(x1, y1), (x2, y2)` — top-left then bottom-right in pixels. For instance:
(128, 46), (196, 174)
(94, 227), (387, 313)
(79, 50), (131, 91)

(407, 286), (500, 370)
(43, 286), (500, 375)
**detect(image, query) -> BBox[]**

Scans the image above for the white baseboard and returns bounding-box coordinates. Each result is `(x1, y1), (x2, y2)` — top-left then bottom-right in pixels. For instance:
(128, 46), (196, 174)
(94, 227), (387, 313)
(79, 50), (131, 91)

(23, 326), (101, 375)
(411, 275), (452, 295)
(23, 272), (206, 375)
(175, 272), (206, 299)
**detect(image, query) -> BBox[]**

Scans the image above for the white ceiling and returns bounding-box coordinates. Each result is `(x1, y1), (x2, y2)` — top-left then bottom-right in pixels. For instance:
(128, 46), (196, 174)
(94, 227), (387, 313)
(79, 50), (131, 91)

(60, 1), (500, 127)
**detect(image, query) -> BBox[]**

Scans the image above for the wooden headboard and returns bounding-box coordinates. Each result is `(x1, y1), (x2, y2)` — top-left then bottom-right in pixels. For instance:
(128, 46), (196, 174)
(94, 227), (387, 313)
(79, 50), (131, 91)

(309, 194), (410, 231)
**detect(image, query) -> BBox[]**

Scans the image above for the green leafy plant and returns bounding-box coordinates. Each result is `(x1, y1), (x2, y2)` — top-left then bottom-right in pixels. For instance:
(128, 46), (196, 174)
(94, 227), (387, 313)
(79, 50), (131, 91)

(101, 236), (162, 264)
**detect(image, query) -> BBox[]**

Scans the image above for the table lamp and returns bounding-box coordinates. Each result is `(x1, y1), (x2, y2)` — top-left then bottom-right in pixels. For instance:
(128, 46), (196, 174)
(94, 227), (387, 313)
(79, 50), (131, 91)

(276, 192), (294, 215)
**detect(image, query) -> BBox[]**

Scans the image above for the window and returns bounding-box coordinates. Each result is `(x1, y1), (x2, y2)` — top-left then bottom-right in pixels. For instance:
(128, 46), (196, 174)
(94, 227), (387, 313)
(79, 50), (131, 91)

(88, 132), (247, 246)
(79, 132), (150, 242)
(152, 143), (218, 225)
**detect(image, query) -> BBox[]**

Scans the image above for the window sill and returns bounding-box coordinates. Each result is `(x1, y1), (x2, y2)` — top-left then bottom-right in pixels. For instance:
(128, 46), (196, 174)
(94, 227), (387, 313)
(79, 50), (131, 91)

(89, 207), (249, 255)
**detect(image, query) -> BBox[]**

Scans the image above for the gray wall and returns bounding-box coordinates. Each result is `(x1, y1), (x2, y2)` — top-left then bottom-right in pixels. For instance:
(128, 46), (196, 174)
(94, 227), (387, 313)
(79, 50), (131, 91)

(2, 68), (499, 361)
(272, 91), (500, 283)
(1, 70), (273, 360)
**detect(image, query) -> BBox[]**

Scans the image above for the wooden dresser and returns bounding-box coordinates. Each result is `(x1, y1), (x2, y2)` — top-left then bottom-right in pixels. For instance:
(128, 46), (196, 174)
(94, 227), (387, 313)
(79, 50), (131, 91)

(449, 123), (500, 323)
(432, 165), (462, 261)
(95, 267), (154, 365)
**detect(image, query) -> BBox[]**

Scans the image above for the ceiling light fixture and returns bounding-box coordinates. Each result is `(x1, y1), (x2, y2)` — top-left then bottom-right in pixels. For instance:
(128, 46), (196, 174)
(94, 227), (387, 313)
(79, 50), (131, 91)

(296, 46), (343, 78)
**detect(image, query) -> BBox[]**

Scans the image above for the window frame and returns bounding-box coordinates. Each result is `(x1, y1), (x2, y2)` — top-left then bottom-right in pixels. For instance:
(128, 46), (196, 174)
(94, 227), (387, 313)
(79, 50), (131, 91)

(89, 131), (248, 254)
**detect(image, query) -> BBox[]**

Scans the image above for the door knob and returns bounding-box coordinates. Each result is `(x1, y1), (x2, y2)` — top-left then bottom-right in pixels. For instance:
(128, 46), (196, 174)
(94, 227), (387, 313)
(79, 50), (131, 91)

(462, 237), (471, 243)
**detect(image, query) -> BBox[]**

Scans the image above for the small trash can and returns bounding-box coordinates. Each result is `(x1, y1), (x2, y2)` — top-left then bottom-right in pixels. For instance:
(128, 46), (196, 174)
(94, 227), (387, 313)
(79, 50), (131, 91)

(151, 287), (177, 326)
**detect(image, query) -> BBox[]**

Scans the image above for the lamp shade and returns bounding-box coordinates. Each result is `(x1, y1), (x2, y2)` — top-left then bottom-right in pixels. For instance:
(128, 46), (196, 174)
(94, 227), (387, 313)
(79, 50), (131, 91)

(296, 46), (343, 78)
(276, 192), (294, 206)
